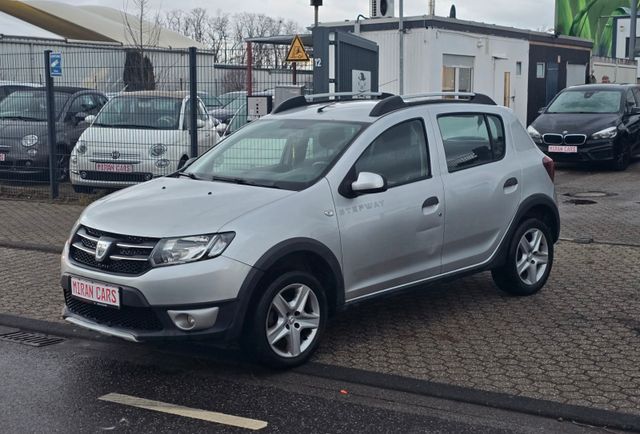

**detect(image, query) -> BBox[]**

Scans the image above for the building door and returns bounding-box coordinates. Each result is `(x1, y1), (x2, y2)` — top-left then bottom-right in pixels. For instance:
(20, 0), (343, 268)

(503, 72), (511, 107)
(567, 63), (587, 87)
(545, 63), (559, 105)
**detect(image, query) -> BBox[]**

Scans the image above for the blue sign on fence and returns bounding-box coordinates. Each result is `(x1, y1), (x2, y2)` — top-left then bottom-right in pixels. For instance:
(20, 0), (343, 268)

(49, 53), (62, 77)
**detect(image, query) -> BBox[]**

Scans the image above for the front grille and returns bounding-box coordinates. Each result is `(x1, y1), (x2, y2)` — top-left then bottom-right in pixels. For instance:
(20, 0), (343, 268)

(93, 152), (140, 160)
(69, 226), (158, 275)
(564, 134), (586, 145)
(64, 287), (163, 331)
(543, 134), (563, 145)
(82, 171), (151, 183)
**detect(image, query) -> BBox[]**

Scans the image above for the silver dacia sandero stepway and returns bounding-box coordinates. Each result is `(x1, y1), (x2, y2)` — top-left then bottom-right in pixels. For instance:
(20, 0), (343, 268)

(61, 92), (559, 368)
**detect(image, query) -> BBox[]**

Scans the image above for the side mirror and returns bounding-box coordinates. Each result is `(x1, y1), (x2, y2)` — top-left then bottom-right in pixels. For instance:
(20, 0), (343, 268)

(216, 123), (228, 136)
(196, 119), (206, 129)
(75, 111), (88, 121)
(84, 115), (96, 124)
(178, 157), (197, 170)
(538, 107), (547, 114)
(351, 172), (387, 195)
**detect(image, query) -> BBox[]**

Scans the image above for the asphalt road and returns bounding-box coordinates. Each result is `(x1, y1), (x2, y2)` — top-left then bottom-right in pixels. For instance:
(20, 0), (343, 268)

(0, 334), (609, 434)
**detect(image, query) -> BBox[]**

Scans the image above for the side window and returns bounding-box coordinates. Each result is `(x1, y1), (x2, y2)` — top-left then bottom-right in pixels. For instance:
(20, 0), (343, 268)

(625, 91), (636, 110)
(183, 100), (209, 128)
(633, 88), (640, 106)
(93, 94), (108, 111)
(354, 119), (429, 188)
(437, 113), (505, 172)
(68, 95), (97, 116)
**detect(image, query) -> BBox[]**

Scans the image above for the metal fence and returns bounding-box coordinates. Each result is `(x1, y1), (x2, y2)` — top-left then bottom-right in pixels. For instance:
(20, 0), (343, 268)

(0, 42), (312, 200)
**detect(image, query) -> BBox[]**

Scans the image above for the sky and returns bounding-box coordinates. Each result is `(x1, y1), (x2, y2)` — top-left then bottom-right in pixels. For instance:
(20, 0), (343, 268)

(43, 0), (557, 31)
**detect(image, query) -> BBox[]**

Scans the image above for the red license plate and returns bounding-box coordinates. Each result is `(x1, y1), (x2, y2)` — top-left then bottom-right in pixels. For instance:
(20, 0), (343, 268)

(548, 145), (577, 153)
(0, 154), (5, 162)
(96, 163), (133, 173)
(70, 277), (120, 308)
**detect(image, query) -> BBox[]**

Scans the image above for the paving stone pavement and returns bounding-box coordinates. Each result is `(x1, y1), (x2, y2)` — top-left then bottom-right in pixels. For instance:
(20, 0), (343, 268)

(0, 199), (83, 249)
(2, 242), (640, 415)
(556, 159), (640, 245)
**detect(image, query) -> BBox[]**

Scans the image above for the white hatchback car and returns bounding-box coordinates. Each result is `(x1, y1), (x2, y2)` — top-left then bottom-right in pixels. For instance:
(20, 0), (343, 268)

(70, 91), (219, 193)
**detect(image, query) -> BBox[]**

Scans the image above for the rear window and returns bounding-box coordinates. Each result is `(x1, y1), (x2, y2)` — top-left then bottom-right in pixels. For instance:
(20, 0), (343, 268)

(437, 113), (506, 172)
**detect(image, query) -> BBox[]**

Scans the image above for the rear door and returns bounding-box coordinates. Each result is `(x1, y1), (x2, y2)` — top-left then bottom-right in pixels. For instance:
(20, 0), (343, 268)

(433, 110), (521, 273)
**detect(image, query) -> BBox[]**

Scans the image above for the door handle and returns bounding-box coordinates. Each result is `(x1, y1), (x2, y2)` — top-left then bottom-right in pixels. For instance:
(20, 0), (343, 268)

(504, 177), (518, 188)
(422, 196), (439, 208)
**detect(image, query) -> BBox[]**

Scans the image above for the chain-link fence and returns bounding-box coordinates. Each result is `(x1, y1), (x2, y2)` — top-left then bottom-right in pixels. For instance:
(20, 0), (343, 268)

(0, 41), (312, 200)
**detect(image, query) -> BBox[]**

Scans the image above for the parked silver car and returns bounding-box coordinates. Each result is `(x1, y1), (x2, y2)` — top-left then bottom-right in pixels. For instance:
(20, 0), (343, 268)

(60, 92), (559, 368)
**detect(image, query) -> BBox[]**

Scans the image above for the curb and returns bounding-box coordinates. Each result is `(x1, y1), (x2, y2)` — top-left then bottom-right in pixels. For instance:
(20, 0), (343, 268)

(297, 363), (640, 432)
(0, 240), (63, 255)
(1, 312), (639, 432)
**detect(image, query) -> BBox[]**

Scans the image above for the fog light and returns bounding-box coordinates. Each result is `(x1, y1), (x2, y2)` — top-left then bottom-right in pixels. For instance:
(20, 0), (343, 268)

(71, 155), (77, 165)
(174, 313), (196, 330)
(167, 307), (219, 332)
(155, 159), (170, 168)
(27, 149), (38, 157)
(24, 161), (32, 167)
(80, 171), (87, 179)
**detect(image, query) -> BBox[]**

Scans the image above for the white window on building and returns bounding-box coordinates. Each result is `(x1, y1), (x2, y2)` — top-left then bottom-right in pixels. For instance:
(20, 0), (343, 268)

(516, 61), (522, 76)
(442, 54), (474, 93)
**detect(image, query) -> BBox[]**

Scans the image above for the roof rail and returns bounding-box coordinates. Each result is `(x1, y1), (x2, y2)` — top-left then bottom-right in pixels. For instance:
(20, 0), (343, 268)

(369, 92), (496, 117)
(272, 92), (394, 114)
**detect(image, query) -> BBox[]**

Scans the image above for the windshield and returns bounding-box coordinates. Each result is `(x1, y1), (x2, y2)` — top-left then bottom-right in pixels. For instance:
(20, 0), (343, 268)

(200, 95), (222, 108)
(94, 96), (182, 129)
(547, 90), (622, 114)
(0, 91), (70, 121)
(219, 92), (245, 107)
(185, 119), (366, 190)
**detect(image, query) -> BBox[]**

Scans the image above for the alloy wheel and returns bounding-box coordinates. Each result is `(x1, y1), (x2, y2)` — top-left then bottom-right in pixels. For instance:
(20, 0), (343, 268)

(265, 283), (321, 358)
(515, 228), (549, 285)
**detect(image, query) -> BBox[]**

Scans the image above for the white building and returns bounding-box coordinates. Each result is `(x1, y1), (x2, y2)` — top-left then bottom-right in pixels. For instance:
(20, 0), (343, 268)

(319, 16), (592, 125)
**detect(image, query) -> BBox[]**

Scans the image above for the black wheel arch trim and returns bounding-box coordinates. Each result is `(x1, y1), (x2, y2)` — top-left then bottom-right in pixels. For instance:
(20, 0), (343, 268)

(226, 238), (344, 341)
(489, 194), (559, 269)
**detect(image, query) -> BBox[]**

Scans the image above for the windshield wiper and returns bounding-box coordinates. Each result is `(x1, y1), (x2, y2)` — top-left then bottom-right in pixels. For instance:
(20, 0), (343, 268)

(105, 124), (158, 129)
(176, 171), (203, 180)
(210, 175), (281, 189)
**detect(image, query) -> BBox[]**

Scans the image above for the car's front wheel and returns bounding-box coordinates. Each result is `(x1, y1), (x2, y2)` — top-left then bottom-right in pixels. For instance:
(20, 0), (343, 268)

(612, 143), (631, 171)
(246, 271), (327, 368)
(492, 218), (554, 296)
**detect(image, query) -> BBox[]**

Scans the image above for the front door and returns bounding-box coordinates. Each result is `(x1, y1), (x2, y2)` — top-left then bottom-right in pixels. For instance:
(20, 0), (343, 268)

(334, 118), (445, 301)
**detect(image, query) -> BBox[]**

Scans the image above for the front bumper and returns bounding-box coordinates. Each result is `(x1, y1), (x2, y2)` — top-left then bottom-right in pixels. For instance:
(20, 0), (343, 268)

(0, 147), (49, 174)
(536, 139), (616, 163)
(60, 242), (254, 341)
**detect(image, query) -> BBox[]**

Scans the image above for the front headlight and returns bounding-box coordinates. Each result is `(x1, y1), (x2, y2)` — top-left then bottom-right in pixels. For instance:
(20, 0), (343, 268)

(591, 126), (618, 140)
(21, 135), (38, 147)
(76, 140), (87, 155)
(149, 143), (167, 157)
(527, 126), (542, 142)
(150, 232), (235, 267)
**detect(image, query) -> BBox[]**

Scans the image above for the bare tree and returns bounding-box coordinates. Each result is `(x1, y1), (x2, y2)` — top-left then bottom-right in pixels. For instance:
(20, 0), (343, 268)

(207, 11), (231, 63)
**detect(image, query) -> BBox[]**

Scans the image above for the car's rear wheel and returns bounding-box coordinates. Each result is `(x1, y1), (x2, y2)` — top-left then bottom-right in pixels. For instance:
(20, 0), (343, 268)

(245, 271), (327, 368)
(492, 218), (553, 296)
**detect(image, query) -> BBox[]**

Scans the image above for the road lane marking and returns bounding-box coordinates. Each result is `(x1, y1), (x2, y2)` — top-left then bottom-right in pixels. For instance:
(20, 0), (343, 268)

(98, 393), (268, 431)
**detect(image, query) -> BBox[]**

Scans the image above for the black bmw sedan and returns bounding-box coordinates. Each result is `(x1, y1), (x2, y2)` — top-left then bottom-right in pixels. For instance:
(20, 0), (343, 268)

(528, 84), (640, 171)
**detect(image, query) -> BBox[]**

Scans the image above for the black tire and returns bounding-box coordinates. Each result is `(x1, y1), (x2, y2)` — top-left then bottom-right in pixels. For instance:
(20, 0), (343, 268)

(244, 270), (327, 368)
(56, 146), (70, 182)
(492, 218), (554, 296)
(72, 185), (94, 194)
(611, 143), (631, 171)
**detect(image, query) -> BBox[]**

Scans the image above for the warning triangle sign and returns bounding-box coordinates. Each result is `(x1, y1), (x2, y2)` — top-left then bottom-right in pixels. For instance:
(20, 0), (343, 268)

(286, 35), (310, 62)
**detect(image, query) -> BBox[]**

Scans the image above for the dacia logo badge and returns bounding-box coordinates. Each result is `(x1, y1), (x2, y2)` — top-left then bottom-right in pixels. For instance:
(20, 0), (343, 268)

(112, 151), (121, 160)
(95, 239), (112, 262)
